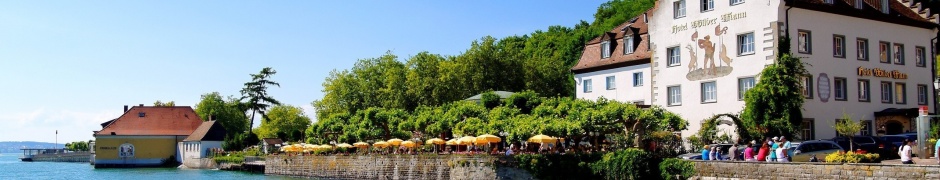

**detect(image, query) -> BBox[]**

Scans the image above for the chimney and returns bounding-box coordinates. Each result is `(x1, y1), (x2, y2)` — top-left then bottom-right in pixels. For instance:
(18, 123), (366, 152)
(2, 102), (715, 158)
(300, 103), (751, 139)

(123, 105), (128, 112)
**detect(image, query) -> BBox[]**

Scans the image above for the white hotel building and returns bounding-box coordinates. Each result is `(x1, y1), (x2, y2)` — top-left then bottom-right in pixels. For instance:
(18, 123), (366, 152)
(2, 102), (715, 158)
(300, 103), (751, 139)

(575, 0), (937, 140)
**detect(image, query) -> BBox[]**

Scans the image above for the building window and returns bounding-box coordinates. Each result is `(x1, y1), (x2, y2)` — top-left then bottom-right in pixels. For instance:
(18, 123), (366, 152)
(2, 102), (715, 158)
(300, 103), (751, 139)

(701, 81), (717, 103)
(624, 36), (634, 54)
(633, 100), (645, 105)
(854, 0), (863, 8)
(730, 0), (744, 5)
(633, 72), (643, 87)
(798, 30), (812, 54)
(881, 0), (889, 14)
(895, 82), (906, 104)
(860, 120), (872, 136)
(857, 38), (868, 61)
(918, 84), (928, 105)
(916, 46), (926, 67)
(834, 77), (847, 101)
(738, 33), (755, 55)
(601, 40), (611, 59)
(881, 81), (892, 103)
(701, 0), (714, 12)
(802, 75), (814, 99)
(893, 44), (904, 65)
(800, 119), (815, 141)
(583, 79), (593, 93)
(879, 42), (890, 63)
(667, 46), (681, 66)
(859, 79), (870, 102)
(738, 77), (756, 100)
(833, 35), (845, 58)
(606, 76), (616, 90)
(674, 0), (686, 18)
(668, 86), (682, 106)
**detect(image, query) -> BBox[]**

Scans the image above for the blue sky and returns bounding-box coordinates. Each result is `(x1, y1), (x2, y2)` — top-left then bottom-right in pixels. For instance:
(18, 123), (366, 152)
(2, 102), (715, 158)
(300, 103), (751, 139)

(0, 1), (605, 143)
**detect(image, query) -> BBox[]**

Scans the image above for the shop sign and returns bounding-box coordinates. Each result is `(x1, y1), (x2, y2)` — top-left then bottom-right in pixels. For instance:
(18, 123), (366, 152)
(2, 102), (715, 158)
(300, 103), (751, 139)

(857, 67), (907, 79)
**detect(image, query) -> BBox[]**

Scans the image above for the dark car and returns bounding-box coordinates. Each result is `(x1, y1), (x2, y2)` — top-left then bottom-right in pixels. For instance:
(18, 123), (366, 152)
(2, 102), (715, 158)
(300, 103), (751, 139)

(830, 136), (895, 158)
(882, 134), (920, 157)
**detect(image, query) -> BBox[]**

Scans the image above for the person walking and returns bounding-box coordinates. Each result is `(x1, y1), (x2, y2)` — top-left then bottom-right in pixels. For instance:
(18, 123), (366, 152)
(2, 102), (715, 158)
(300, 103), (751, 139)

(744, 143), (755, 161)
(900, 139), (914, 164)
(702, 145), (711, 161)
(756, 143), (769, 161)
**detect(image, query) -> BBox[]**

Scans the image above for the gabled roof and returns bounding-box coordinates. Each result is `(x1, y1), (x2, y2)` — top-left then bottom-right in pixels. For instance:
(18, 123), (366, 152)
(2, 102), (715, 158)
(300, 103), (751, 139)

(790, 0), (936, 29)
(573, 7), (656, 74)
(263, 138), (284, 145)
(183, 120), (227, 142)
(95, 106), (204, 136)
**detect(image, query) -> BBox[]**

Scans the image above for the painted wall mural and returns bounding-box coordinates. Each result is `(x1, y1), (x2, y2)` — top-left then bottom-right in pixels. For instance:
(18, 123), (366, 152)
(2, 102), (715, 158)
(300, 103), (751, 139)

(686, 24), (735, 81)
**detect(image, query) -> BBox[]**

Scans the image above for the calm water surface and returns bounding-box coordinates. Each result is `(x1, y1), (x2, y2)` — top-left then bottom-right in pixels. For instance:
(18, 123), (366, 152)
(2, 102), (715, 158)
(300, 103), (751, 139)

(0, 153), (301, 180)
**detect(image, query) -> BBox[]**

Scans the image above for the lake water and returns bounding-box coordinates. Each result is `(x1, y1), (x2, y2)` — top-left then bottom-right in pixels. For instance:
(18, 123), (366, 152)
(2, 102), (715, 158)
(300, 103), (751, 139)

(0, 153), (299, 180)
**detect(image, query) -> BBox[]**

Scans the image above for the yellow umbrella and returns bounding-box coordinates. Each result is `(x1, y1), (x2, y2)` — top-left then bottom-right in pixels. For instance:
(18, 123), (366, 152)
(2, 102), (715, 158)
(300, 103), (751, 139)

(303, 144), (317, 151)
(374, 141), (389, 148)
(476, 134), (501, 143)
(474, 138), (488, 146)
(319, 144), (333, 150)
(426, 138), (445, 145)
(387, 138), (404, 146)
(458, 136), (477, 145)
(353, 142), (370, 148)
(445, 139), (457, 145)
(528, 134), (557, 143)
(337, 143), (353, 148)
(401, 141), (417, 148)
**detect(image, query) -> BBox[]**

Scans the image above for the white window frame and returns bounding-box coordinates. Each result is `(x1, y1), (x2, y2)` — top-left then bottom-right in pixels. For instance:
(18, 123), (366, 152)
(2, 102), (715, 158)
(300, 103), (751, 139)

(701, 81), (717, 103)
(918, 84), (928, 105)
(881, 81), (893, 103)
(668, 86), (682, 106)
(701, 0), (714, 12)
(859, 79), (870, 102)
(798, 30), (812, 54)
(738, 77), (755, 100)
(834, 77), (847, 101)
(606, 76), (616, 90)
(667, 46), (681, 66)
(894, 43), (904, 65)
(737, 32), (755, 55)
(860, 120), (872, 136)
(633, 72), (643, 87)
(857, 38), (868, 61)
(833, 35), (845, 58)
(916, 46), (926, 67)
(583, 79), (593, 93)
(674, 0), (686, 19)
(601, 40), (611, 59)
(624, 36), (634, 55)
(730, 0), (744, 5)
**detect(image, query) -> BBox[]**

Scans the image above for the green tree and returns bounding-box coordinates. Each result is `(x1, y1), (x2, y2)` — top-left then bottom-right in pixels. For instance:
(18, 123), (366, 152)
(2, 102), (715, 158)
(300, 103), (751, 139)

(65, 141), (89, 151)
(833, 111), (863, 151)
(153, 100), (176, 106)
(255, 105), (312, 142)
(194, 92), (249, 139)
(240, 67), (282, 131)
(740, 37), (808, 139)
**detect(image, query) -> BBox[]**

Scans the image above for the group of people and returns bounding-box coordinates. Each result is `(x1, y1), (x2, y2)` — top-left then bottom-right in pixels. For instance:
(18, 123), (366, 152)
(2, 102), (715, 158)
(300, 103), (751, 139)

(701, 136), (794, 162)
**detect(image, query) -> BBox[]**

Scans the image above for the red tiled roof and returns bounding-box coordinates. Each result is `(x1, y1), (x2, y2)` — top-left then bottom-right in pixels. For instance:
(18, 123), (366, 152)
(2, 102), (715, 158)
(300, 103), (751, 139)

(573, 7), (656, 74)
(791, 0), (935, 29)
(95, 106), (204, 136)
(183, 120), (227, 142)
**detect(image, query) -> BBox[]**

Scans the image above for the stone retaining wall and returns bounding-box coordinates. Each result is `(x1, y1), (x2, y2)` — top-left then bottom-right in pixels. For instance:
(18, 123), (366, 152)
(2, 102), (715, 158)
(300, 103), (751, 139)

(265, 155), (510, 180)
(691, 160), (940, 179)
(32, 152), (90, 163)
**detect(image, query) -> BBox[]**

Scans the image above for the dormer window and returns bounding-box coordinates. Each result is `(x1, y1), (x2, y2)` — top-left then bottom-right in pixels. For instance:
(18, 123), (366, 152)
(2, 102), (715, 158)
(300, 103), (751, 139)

(881, 0), (889, 14)
(624, 35), (635, 55)
(824, 0), (833, 4)
(854, 0), (863, 9)
(601, 40), (611, 58)
(138, 112), (146, 117)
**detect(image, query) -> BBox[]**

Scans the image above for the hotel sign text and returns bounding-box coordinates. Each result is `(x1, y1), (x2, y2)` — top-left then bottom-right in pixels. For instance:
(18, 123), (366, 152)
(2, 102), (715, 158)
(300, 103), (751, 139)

(671, 12), (747, 34)
(857, 67), (908, 79)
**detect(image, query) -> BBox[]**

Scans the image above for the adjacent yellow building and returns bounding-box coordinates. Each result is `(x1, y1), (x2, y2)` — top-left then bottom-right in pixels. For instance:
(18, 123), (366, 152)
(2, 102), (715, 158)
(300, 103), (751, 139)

(93, 105), (203, 168)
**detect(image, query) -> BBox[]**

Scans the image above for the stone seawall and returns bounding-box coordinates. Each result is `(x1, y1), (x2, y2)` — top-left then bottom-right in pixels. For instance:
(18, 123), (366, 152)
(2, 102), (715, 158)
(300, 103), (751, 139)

(31, 152), (90, 163)
(691, 160), (940, 179)
(265, 155), (527, 180)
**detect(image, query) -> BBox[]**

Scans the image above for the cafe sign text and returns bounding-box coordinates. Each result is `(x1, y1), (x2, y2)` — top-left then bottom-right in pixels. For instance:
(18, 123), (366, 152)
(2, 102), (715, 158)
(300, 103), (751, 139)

(857, 67), (907, 79)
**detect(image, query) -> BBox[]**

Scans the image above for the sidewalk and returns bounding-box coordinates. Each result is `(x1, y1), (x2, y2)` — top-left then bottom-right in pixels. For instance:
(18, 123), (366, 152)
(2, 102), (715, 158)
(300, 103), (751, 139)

(882, 157), (938, 165)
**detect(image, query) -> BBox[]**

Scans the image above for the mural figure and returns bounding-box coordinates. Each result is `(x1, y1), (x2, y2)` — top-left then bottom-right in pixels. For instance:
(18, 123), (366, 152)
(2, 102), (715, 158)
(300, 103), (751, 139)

(697, 36), (717, 75)
(716, 25), (733, 66)
(685, 24), (735, 81)
(688, 32), (700, 72)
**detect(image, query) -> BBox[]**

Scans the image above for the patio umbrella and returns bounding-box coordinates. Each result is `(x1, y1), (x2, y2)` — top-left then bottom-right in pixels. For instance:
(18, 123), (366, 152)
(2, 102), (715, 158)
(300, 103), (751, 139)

(337, 143), (353, 148)
(528, 134), (557, 144)
(353, 142), (370, 148)
(319, 144), (333, 150)
(445, 139), (457, 145)
(458, 136), (477, 145)
(387, 138), (404, 146)
(401, 141), (417, 148)
(374, 141), (389, 148)
(476, 134), (501, 143)
(303, 144), (317, 151)
(426, 138), (446, 145)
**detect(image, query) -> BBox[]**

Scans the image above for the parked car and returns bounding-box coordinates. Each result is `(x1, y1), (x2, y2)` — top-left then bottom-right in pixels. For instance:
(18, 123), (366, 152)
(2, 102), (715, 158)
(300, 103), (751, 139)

(788, 140), (844, 162)
(881, 134), (920, 157)
(830, 136), (895, 158)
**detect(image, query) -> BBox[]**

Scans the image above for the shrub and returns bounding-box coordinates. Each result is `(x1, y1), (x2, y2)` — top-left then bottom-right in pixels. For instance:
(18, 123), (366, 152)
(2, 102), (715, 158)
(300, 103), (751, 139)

(825, 151), (880, 163)
(513, 153), (603, 180)
(659, 158), (694, 180)
(592, 148), (654, 180)
(213, 155), (245, 164)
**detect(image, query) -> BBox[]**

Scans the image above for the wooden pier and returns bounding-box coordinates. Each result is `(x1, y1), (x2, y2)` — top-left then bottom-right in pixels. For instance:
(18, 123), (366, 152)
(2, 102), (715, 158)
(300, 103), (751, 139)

(20, 148), (90, 163)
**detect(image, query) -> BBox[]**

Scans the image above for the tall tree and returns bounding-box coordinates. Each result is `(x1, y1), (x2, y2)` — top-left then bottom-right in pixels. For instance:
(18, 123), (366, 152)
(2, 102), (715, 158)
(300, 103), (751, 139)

(255, 105), (312, 142)
(241, 67), (282, 131)
(740, 38), (808, 139)
(194, 92), (249, 139)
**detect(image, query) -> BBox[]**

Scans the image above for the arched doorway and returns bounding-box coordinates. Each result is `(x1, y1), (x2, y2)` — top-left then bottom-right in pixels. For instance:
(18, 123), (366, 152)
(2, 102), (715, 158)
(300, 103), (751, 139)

(886, 120), (904, 135)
